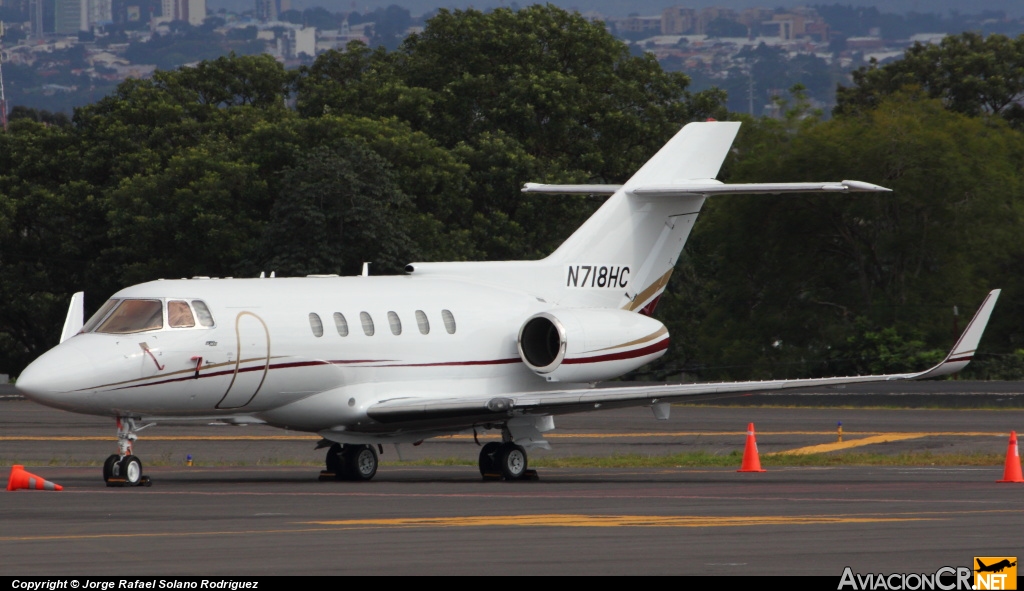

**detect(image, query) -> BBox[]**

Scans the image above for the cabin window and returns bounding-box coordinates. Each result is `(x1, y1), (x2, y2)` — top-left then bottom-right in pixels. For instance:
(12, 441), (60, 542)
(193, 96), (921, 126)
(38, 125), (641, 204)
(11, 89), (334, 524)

(442, 309), (456, 334)
(388, 311), (402, 335)
(415, 310), (429, 334)
(82, 299), (120, 333)
(333, 312), (349, 337)
(168, 301), (195, 328)
(360, 312), (374, 336)
(96, 300), (164, 334)
(192, 301), (215, 327)
(309, 313), (324, 337)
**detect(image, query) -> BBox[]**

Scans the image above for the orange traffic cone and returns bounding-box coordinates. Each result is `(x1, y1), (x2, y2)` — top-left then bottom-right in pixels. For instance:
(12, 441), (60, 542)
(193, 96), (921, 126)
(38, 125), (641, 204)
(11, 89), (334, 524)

(7, 465), (63, 491)
(738, 422), (766, 472)
(997, 431), (1024, 483)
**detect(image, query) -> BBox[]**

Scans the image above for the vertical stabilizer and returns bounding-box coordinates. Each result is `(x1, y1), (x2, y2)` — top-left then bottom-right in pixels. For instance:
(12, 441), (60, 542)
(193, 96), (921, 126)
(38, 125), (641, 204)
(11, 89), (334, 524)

(544, 121), (740, 311)
(405, 121), (742, 312)
(621, 121), (741, 189)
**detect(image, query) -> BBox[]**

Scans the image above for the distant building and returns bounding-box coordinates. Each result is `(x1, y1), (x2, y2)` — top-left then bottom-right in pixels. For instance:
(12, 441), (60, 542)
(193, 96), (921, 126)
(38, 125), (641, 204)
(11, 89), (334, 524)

(695, 8), (736, 35)
(661, 6), (695, 35)
(29, 0), (45, 37)
(614, 15), (661, 36)
(160, 0), (203, 25)
(255, 0), (286, 22)
(281, 25), (313, 58)
(54, 0), (80, 34)
(82, 0), (113, 30)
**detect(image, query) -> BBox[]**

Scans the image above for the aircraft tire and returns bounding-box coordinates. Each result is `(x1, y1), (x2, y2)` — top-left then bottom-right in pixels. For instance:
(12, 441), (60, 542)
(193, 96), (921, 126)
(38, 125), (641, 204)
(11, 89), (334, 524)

(103, 454), (120, 483)
(346, 444), (378, 481)
(478, 442), (502, 477)
(325, 443), (346, 479)
(499, 443), (527, 480)
(120, 455), (143, 486)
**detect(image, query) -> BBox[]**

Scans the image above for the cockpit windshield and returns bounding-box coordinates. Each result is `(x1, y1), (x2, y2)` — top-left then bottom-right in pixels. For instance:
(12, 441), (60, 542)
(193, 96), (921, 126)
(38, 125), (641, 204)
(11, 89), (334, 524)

(83, 298), (216, 334)
(96, 300), (164, 334)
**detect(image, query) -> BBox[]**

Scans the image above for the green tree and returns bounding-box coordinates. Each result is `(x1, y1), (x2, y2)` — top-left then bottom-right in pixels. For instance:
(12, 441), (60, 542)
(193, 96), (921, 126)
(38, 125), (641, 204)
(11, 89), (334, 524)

(836, 32), (1024, 129)
(257, 141), (415, 276)
(654, 94), (1024, 380)
(0, 120), (110, 369)
(297, 5), (726, 260)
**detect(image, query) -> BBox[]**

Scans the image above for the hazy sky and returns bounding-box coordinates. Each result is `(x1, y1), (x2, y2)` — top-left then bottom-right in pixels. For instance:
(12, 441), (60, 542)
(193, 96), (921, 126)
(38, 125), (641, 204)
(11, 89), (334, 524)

(208, 0), (1024, 18)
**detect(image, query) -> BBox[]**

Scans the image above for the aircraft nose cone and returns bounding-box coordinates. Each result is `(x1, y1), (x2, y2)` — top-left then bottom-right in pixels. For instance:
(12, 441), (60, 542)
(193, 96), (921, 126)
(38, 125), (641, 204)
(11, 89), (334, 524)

(16, 346), (94, 407)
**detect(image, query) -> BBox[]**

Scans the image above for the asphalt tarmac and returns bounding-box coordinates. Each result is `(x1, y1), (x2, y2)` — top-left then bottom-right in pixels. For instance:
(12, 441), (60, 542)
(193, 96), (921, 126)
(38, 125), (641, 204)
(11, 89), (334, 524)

(3, 382), (1024, 575)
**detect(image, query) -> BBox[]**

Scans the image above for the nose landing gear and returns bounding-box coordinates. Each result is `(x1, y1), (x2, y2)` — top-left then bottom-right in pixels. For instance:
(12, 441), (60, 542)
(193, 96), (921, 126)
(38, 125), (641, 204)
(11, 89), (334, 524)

(103, 417), (152, 487)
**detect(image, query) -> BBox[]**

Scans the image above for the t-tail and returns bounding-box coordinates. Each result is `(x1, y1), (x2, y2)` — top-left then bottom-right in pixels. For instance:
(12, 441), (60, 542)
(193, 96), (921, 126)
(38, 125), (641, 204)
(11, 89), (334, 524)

(408, 120), (889, 312)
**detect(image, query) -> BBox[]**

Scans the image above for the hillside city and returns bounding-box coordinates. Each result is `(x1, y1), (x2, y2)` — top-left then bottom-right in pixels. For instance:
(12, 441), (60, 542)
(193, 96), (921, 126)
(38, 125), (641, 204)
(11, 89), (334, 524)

(1, 1), (1023, 115)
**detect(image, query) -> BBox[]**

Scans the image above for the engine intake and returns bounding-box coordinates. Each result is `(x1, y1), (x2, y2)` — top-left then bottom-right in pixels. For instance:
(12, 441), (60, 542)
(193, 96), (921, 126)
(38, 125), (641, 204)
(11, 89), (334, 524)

(517, 309), (668, 382)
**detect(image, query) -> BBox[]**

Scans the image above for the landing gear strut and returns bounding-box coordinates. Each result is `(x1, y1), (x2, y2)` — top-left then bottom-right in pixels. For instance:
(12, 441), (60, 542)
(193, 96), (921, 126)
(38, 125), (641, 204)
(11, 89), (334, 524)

(322, 443), (379, 482)
(478, 426), (536, 481)
(104, 417), (152, 487)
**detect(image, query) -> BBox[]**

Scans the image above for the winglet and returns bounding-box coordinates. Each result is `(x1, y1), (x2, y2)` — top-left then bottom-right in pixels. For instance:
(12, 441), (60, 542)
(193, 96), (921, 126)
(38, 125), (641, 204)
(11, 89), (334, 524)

(910, 289), (1000, 380)
(59, 292), (84, 344)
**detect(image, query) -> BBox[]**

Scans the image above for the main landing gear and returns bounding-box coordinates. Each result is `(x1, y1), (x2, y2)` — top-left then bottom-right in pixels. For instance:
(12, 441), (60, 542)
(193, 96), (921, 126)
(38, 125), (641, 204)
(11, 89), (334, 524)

(321, 443), (379, 481)
(478, 427), (537, 481)
(103, 417), (152, 487)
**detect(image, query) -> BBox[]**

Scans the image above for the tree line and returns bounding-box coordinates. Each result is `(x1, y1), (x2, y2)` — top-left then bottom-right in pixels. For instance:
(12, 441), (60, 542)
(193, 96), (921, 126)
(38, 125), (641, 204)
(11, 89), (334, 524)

(2, 6), (1022, 381)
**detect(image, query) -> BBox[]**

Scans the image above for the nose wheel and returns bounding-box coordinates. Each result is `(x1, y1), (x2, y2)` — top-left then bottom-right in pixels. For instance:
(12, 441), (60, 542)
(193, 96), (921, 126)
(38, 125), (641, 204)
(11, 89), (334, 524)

(104, 418), (152, 487)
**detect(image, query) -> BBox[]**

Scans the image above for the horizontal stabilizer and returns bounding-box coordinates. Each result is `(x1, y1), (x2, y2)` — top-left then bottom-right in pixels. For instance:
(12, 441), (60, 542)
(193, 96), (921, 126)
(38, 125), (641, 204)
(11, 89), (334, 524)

(521, 183), (621, 195)
(631, 180), (891, 197)
(521, 180), (890, 196)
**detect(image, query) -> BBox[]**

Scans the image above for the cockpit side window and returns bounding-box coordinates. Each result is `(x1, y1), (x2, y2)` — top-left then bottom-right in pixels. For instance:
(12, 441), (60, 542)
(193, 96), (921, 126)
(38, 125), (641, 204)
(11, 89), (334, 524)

(168, 300), (196, 328)
(95, 300), (164, 334)
(192, 301), (215, 327)
(82, 299), (120, 334)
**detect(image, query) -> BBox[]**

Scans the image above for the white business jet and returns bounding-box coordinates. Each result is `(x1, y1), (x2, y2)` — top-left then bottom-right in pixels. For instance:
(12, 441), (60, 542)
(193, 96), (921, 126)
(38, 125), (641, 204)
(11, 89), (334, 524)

(16, 121), (1000, 486)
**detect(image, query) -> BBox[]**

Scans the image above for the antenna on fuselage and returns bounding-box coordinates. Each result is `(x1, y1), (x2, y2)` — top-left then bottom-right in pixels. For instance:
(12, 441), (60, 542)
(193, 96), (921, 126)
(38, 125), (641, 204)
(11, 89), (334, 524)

(361, 262), (370, 277)
(259, 271), (265, 278)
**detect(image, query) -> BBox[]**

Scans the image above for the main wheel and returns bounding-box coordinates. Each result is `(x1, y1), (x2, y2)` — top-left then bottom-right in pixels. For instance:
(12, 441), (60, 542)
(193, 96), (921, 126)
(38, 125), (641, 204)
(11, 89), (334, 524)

(499, 443), (527, 480)
(103, 454), (120, 483)
(325, 443), (345, 478)
(346, 445), (378, 481)
(478, 442), (502, 477)
(120, 455), (143, 486)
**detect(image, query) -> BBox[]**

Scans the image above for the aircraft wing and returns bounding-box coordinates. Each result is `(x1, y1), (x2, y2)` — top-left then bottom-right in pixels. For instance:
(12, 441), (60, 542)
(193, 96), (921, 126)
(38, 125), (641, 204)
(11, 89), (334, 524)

(367, 289), (999, 425)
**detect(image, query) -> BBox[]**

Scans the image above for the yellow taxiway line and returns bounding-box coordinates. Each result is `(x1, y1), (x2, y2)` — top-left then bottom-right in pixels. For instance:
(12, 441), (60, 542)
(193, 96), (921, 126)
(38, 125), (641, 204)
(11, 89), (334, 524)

(303, 513), (933, 528)
(770, 433), (931, 455)
(0, 513), (944, 542)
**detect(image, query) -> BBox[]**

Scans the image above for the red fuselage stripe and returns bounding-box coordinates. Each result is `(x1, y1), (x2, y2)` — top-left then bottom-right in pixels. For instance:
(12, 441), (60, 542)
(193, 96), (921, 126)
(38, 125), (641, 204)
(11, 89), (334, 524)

(563, 338), (670, 365)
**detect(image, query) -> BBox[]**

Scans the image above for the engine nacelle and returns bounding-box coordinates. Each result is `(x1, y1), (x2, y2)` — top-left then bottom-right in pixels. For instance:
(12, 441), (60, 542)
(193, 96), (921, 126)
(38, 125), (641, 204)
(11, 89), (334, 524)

(517, 308), (669, 382)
